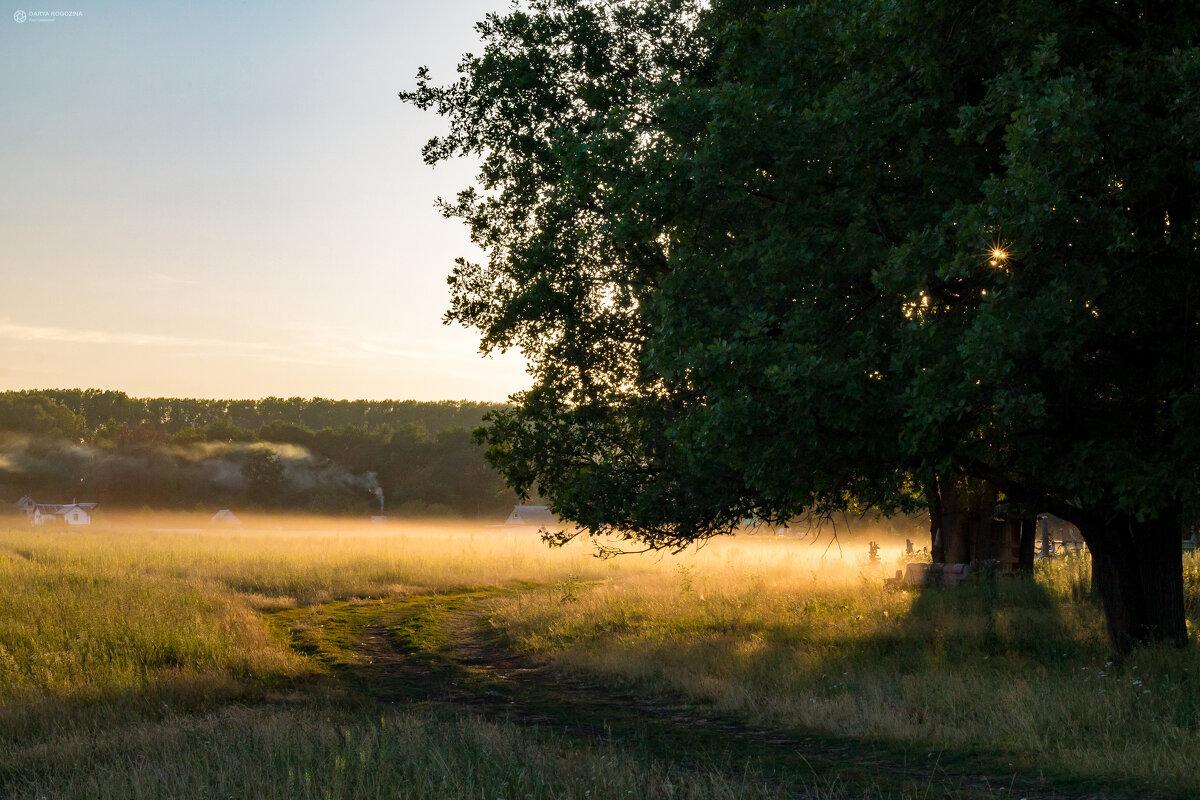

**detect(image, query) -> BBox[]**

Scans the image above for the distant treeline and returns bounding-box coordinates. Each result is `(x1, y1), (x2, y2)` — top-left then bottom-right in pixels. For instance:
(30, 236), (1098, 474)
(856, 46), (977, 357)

(0, 390), (503, 439)
(0, 390), (518, 518)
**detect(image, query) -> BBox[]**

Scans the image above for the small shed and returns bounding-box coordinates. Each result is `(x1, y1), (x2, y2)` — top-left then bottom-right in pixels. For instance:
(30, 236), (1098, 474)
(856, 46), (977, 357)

(211, 509), (241, 525)
(504, 505), (557, 527)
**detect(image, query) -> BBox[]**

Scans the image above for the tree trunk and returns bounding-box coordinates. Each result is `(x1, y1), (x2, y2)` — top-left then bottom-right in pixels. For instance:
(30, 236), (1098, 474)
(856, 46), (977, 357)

(927, 475), (945, 563)
(1079, 515), (1187, 659)
(927, 475), (1000, 565)
(1017, 517), (1036, 575)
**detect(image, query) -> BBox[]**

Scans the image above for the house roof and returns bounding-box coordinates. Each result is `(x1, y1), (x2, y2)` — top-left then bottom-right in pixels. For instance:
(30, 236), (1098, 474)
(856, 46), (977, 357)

(34, 503), (96, 514)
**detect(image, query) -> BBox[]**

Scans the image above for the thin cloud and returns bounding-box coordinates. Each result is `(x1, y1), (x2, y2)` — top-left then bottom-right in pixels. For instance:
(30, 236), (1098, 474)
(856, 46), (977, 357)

(275, 325), (505, 363)
(0, 321), (273, 351)
(0, 320), (516, 374)
(356, 340), (457, 360)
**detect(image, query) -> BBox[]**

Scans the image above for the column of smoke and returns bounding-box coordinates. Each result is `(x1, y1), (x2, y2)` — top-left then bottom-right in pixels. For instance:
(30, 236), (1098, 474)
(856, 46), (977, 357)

(373, 486), (384, 514)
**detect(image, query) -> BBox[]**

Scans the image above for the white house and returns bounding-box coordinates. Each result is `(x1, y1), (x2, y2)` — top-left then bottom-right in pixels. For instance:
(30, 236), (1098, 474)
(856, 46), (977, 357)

(504, 505), (557, 526)
(32, 502), (96, 526)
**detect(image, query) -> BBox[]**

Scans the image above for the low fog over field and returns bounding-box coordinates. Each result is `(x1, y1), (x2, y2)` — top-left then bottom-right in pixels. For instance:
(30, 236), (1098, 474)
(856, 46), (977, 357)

(2, 437), (382, 511)
(0, 392), (514, 516)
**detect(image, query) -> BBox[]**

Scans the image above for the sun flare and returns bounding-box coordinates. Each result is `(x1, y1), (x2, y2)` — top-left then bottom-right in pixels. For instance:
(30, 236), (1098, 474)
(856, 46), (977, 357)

(985, 239), (1014, 269)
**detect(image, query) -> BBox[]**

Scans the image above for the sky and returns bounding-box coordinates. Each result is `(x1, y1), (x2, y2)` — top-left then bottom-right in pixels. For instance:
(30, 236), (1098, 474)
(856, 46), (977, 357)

(0, 0), (528, 402)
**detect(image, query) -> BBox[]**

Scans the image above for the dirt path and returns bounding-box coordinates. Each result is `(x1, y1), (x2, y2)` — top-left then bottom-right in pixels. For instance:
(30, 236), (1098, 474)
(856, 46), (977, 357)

(266, 588), (1134, 800)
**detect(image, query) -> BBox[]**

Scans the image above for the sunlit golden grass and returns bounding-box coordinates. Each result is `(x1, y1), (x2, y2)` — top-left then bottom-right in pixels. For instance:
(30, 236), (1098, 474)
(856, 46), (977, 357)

(0, 515), (872, 799)
(0, 513), (616, 607)
(0, 513), (1197, 795)
(0, 512), (693, 739)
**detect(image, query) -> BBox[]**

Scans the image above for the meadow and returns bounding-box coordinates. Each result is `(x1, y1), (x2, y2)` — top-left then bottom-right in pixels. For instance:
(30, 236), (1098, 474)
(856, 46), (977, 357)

(0, 513), (1195, 798)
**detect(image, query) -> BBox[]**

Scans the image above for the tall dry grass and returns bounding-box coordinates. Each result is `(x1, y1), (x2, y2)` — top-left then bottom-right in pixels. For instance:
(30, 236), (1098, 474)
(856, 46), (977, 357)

(0, 514), (1196, 794)
(0, 517), (820, 799)
(0, 513), (701, 739)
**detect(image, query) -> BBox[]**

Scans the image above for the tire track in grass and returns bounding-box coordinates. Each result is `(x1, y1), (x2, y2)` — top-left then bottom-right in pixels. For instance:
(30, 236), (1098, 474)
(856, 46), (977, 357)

(265, 586), (1133, 800)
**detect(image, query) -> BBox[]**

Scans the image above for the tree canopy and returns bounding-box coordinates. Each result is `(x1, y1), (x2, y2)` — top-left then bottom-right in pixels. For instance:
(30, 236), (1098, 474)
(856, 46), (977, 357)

(408, 0), (1200, 654)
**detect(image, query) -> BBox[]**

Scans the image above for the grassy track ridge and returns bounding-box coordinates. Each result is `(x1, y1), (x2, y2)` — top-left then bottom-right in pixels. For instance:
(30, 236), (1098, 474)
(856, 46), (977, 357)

(266, 584), (1136, 800)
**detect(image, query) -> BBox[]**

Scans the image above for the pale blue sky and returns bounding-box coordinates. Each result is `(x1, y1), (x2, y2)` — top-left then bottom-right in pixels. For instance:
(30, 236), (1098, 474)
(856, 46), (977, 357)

(0, 0), (527, 400)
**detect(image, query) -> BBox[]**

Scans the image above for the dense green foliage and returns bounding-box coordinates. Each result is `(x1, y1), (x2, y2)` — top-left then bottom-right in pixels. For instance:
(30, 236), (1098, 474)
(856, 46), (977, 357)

(412, 0), (1200, 538)
(410, 0), (1200, 651)
(404, 0), (715, 547)
(0, 391), (514, 517)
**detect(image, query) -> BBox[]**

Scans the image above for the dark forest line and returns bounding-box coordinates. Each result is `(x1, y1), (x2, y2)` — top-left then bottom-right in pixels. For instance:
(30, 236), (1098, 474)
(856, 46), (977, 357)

(0, 389), (504, 438)
(0, 390), (517, 518)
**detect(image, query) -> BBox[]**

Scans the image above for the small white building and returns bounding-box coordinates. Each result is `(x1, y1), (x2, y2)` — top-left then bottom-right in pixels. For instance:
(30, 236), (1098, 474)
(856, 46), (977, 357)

(211, 509), (241, 525)
(504, 505), (557, 526)
(32, 502), (96, 526)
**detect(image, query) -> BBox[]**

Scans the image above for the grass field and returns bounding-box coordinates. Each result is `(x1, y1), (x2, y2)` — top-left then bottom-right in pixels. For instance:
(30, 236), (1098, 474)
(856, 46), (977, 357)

(0, 512), (1196, 798)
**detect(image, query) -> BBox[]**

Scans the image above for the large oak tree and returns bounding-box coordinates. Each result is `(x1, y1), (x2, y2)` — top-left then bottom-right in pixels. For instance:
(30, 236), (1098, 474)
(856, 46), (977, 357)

(406, 0), (1200, 657)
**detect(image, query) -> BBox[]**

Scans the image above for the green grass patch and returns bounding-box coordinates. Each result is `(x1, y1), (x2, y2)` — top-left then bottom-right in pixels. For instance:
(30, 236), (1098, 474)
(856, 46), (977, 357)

(1, 703), (804, 800)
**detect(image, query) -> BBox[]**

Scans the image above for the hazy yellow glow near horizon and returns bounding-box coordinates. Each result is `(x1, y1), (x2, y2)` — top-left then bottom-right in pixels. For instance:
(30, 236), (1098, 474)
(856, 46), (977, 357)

(0, 0), (528, 402)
